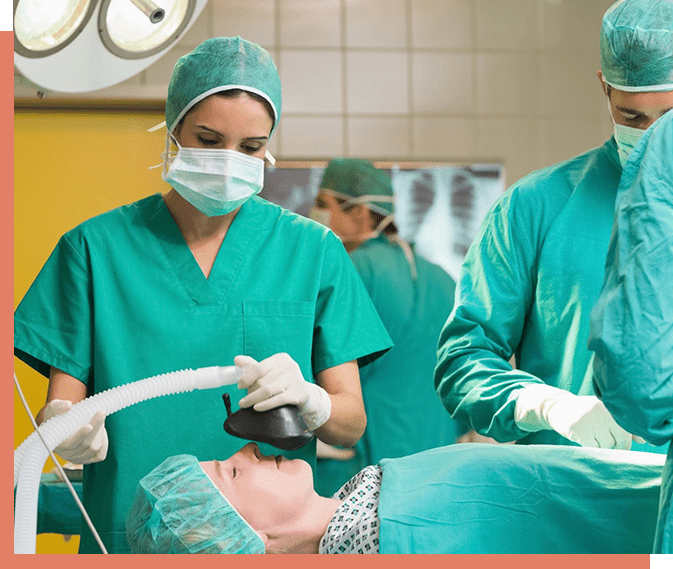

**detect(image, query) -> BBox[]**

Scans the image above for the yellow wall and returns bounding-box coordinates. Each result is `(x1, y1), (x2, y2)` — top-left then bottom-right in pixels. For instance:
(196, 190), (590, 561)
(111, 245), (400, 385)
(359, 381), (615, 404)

(14, 108), (168, 553)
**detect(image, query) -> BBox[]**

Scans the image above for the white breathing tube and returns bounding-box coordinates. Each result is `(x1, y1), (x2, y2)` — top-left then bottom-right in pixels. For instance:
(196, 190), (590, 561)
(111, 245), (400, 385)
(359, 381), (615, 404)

(14, 365), (241, 554)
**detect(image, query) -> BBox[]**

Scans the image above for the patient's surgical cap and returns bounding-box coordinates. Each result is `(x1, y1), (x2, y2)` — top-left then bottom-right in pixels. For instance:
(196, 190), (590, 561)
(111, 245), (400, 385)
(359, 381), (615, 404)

(320, 158), (395, 216)
(126, 454), (265, 554)
(165, 36), (282, 133)
(600, 0), (673, 91)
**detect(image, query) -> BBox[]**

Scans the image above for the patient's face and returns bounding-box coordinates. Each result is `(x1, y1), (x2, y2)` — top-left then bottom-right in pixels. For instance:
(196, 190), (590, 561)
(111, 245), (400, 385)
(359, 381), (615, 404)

(200, 443), (315, 531)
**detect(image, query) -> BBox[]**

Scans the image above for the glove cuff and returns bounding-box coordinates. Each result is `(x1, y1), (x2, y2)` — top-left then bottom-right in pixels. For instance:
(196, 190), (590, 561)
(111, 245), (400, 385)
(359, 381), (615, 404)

(513, 384), (570, 433)
(298, 382), (331, 431)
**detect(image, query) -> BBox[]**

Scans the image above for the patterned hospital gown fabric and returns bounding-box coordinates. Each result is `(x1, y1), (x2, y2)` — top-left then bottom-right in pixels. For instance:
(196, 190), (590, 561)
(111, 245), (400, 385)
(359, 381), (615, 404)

(319, 466), (382, 554)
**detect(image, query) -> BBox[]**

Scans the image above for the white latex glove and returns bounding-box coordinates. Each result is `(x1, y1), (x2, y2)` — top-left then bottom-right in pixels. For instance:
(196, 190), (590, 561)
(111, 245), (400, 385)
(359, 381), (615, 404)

(43, 400), (109, 464)
(514, 384), (635, 449)
(235, 353), (331, 431)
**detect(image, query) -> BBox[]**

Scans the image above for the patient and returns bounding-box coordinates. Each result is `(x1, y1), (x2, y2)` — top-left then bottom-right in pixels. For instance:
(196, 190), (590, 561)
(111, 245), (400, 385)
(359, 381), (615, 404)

(126, 442), (664, 554)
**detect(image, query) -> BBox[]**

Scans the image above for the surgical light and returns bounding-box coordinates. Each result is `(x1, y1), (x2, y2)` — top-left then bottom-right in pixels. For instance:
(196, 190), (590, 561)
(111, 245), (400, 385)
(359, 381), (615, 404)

(99, 0), (192, 58)
(14, 0), (208, 94)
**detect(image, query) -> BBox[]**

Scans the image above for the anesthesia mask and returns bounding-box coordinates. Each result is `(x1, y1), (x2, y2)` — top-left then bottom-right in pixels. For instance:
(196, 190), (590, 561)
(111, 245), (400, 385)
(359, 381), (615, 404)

(221, 393), (314, 451)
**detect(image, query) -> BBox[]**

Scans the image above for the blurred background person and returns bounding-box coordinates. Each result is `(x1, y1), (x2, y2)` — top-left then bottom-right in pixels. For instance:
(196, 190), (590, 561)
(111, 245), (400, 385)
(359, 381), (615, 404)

(310, 158), (464, 496)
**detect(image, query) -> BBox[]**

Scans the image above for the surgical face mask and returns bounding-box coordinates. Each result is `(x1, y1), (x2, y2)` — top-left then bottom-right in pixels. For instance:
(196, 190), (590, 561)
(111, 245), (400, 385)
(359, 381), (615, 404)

(613, 123), (646, 168)
(606, 96), (647, 168)
(162, 136), (265, 217)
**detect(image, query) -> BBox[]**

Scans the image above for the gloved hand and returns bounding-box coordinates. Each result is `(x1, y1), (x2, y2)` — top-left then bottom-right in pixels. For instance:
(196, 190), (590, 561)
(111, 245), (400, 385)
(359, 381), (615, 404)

(513, 384), (635, 449)
(235, 353), (331, 431)
(43, 400), (109, 464)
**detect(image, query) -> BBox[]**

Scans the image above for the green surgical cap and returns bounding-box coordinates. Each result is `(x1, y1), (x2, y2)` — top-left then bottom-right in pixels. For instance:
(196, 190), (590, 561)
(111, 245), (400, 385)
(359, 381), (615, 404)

(320, 158), (395, 215)
(126, 454), (265, 554)
(166, 36), (282, 133)
(600, 0), (673, 92)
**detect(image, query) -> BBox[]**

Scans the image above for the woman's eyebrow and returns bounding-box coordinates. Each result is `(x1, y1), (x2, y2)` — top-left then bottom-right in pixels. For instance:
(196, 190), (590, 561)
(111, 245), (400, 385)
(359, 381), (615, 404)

(194, 125), (268, 141)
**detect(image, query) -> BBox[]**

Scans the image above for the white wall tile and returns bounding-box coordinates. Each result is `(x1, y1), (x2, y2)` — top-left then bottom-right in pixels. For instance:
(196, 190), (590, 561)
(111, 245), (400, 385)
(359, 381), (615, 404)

(212, 0), (275, 48)
(539, 52), (606, 118)
(478, 53), (538, 115)
(280, 0), (341, 47)
(477, 118), (543, 185)
(178, 3), (211, 47)
(413, 53), (475, 114)
(347, 52), (408, 114)
(279, 117), (344, 157)
(540, 118), (608, 167)
(144, 46), (194, 85)
(541, 0), (615, 53)
(476, 0), (537, 50)
(413, 118), (478, 159)
(279, 50), (343, 114)
(411, 0), (473, 49)
(348, 118), (410, 158)
(345, 0), (407, 48)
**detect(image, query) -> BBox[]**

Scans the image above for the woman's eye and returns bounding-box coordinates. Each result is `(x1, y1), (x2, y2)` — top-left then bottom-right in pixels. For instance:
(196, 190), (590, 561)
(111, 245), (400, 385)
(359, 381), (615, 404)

(232, 467), (237, 478)
(198, 137), (219, 146)
(242, 145), (261, 153)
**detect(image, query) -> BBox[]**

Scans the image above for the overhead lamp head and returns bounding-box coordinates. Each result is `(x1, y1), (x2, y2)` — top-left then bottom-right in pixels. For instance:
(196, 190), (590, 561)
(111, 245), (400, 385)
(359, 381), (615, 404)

(14, 0), (208, 94)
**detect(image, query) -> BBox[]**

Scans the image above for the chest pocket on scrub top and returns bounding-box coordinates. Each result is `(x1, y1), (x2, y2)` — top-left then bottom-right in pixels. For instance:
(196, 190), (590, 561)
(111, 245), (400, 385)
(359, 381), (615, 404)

(242, 300), (315, 380)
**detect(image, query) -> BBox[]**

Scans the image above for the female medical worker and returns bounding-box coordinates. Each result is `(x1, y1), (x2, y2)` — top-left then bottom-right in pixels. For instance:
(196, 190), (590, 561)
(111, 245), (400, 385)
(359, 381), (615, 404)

(13, 37), (392, 554)
(435, 0), (673, 453)
(589, 110), (673, 554)
(310, 159), (462, 496)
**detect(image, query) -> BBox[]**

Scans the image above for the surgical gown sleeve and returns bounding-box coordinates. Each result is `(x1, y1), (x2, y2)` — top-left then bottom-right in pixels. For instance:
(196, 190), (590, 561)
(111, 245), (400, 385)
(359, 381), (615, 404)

(434, 186), (546, 440)
(590, 111), (673, 446)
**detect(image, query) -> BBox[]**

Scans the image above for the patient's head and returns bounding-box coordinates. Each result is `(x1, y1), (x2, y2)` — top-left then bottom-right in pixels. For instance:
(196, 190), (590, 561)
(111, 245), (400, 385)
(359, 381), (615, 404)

(127, 443), (338, 554)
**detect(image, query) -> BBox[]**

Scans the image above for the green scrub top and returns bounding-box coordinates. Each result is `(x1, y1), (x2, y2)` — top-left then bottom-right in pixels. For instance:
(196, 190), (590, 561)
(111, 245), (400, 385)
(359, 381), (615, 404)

(378, 444), (664, 554)
(316, 236), (461, 497)
(14, 194), (392, 554)
(435, 138), (668, 454)
(589, 111), (673, 554)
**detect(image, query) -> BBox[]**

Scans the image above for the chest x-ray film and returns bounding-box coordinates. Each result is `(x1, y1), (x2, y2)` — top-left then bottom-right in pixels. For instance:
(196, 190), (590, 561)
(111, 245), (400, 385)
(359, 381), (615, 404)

(260, 162), (505, 281)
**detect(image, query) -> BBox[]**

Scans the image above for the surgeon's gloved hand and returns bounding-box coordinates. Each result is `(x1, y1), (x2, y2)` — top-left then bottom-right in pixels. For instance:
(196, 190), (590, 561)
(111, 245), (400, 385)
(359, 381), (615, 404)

(43, 400), (109, 464)
(235, 353), (332, 431)
(513, 384), (634, 450)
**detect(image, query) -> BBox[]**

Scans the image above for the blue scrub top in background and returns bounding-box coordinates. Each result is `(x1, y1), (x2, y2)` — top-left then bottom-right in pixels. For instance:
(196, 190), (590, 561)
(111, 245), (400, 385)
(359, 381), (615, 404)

(317, 236), (461, 496)
(590, 111), (673, 554)
(435, 137), (668, 455)
(14, 194), (392, 553)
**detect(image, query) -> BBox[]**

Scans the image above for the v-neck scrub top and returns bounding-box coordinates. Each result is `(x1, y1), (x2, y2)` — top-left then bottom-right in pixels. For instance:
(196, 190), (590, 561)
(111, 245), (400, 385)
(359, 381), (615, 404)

(14, 194), (392, 554)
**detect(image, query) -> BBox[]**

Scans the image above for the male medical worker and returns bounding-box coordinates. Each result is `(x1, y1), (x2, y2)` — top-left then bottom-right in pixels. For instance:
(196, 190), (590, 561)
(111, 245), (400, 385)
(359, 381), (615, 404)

(589, 110), (673, 553)
(311, 159), (462, 496)
(435, 0), (672, 452)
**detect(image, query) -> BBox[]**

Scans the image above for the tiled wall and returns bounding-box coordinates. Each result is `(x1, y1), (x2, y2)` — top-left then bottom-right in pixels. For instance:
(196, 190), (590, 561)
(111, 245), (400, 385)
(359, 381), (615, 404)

(17, 0), (618, 185)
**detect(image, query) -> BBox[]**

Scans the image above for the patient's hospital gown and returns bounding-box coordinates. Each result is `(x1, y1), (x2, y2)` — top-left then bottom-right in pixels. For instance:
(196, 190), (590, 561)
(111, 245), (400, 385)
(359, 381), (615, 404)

(14, 194), (392, 553)
(590, 110), (673, 554)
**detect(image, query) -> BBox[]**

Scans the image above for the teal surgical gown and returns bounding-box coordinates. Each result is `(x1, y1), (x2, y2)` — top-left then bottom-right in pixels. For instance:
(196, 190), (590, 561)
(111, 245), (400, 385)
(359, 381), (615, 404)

(316, 236), (461, 496)
(589, 111), (673, 554)
(435, 137), (668, 454)
(14, 194), (392, 554)
(378, 443), (664, 553)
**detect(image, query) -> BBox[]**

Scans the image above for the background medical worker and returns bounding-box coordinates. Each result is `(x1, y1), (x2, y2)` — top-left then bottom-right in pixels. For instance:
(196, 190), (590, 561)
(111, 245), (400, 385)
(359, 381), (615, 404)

(435, 0), (673, 451)
(13, 37), (392, 554)
(311, 158), (462, 496)
(589, 110), (673, 553)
